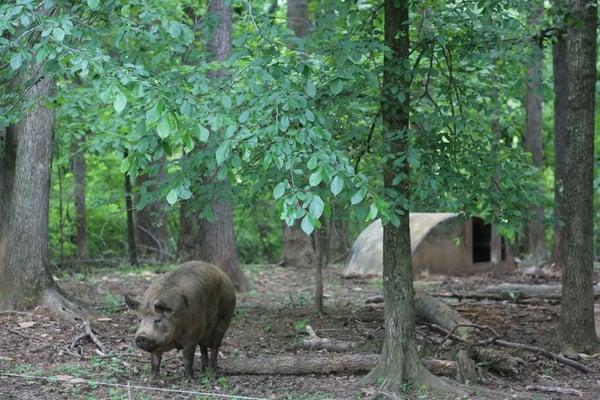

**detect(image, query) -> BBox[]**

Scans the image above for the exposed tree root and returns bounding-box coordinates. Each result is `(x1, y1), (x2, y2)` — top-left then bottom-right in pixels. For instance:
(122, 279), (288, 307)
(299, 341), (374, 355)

(41, 288), (92, 321)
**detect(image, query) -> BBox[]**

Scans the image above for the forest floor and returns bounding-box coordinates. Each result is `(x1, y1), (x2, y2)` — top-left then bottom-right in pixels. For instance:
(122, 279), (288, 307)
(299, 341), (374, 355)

(0, 262), (599, 399)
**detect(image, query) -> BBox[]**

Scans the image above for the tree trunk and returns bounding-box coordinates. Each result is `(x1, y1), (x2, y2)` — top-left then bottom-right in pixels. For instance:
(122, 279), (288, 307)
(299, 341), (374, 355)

(0, 75), (55, 309)
(196, 198), (249, 291)
(363, 1), (455, 394)
(124, 165), (138, 266)
(71, 136), (89, 262)
(558, 0), (598, 353)
(179, 0), (249, 291)
(0, 128), (16, 276)
(282, 223), (315, 267)
(551, 0), (568, 263)
(313, 222), (329, 314)
(287, 0), (309, 37)
(523, 1), (546, 261)
(281, 0), (315, 270)
(135, 160), (169, 261)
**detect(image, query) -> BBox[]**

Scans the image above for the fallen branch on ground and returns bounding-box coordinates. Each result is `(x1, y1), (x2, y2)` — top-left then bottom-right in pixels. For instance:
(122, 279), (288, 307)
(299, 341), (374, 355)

(0, 310), (33, 316)
(69, 320), (107, 356)
(302, 325), (357, 352)
(219, 354), (456, 376)
(8, 329), (40, 341)
(525, 385), (583, 397)
(429, 324), (595, 374)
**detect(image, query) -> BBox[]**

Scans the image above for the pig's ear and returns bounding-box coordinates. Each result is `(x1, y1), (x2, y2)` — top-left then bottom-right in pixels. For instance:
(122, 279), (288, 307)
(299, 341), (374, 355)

(153, 299), (173, 314)
(124, 294), (140, 311)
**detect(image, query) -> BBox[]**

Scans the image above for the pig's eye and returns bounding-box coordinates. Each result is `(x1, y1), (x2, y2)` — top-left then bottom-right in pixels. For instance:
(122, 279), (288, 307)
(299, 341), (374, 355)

(154, 318), (162, 324)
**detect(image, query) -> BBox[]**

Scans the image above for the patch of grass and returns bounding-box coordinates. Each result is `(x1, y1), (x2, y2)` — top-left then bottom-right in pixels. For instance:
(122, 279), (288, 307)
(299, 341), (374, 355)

(281, 392), (331, 400)
(9, 363), (43, 376)
(52, 363), (92, 377)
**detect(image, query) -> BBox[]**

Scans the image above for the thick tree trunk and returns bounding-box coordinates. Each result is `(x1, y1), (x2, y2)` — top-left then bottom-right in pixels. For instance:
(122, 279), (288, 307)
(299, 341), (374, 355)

(558, 0), (598, 353)
(363, 1), (455, 394)
(135, 160), (169, 261)
(287, 0), (309, 37)
(0, 128), (16, 273)
(179, 0), (249, 291)
(523, 1), (546, 261)
(0, 75), (55, 309)
(71, 136), (89, 262)
(124, 169), (138, 266)
(196, 198), (249, 291)
(551, 0), (568, 263)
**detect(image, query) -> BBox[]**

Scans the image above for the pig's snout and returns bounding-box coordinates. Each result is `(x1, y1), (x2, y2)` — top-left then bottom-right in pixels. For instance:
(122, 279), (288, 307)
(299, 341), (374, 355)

(135, 336), (155, 351)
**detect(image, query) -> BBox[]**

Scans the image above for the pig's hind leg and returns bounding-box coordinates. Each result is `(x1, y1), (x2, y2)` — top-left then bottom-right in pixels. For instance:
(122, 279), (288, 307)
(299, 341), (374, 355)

(200, 346), (209, 370)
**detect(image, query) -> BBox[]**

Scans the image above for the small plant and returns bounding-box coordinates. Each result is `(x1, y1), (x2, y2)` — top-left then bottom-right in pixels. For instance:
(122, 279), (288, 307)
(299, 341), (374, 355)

(263, 323), (273, 333)
(216, 376), (230, 390)
(293, 319), (310, 332)
(104, 292), (122, 315)
(11, 364), (43, 376)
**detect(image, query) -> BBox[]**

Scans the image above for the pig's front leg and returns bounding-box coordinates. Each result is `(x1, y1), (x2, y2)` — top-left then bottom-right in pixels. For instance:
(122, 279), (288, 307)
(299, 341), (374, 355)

(182, 344), (196, 380)
(151, 352), (162, 380)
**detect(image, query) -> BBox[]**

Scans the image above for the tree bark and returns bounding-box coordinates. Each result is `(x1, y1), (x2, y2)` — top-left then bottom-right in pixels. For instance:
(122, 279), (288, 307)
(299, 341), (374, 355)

(523, 1), (546, 261)
(558, 0), (598, 353)
(180, 0), (249, 291)
(71, 136), (89, 262)
(287, 0), (309, 37)
(135, 159), (169, 261)
(551, 0), (568, 263)
(0, 74), (55, 309)
(124, 166), (138, 266)
(363, 1), (456, 394)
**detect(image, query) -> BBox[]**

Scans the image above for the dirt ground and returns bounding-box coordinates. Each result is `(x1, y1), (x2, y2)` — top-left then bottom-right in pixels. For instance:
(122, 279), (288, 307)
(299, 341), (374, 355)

(0, 263), (599, 399)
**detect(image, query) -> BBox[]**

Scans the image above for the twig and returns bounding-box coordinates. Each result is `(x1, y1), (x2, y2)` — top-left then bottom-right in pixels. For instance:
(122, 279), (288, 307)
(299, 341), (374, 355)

(84, 320), (107, 355)
(0, 310), (33, 316)
(8, 329), (39, 341)
(525, 385), (583, 397)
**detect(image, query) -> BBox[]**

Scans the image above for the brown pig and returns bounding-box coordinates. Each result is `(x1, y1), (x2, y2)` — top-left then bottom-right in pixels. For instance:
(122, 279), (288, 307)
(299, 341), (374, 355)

(125, 261), (236, 380)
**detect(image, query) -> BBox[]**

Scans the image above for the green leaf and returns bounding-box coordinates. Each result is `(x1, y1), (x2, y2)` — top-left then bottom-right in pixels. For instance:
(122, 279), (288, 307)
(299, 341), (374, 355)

(331, 176), (344, 196)
(305, 109), (315, 122)
(10, 53), (22, 70)
(330, 79), (343, 95)
(239, 110), (250, 124)
(52, 27), (65, 42)
(146, 102), (161, 124)
(113, 92), (127, 114)
(367, 203), (378, 221)
(301, 214), (315, 235)
(221, 95), (232, 109)
(157, 118), (170, 139)
(166, 189), (178, 205)
(215, 141), (230, 165)
(279, 115), (290, 132)
(273, 182), (286, 200)
(119, 158), (129, 173)
(351, 189), (366, 205)
(305, 80), (316, 98)
(198, 125), (209, 142)
(307, 155), (318, 170)
(87, 0), (100, 9)
(309, 171), (322, 187)
(309, 196), (324, 219)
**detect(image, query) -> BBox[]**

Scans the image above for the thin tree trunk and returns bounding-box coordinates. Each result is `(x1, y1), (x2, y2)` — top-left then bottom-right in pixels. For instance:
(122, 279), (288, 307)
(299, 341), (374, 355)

(314, 220), (330, 314)
(558, 0), (598, 353)
(135, 159), (168, 261)
(124, 160), (138, 266)
(0, 74), (55, 309)
(551, 0), (568, 263)
(363, 1), (456, 394)
(523, 1), (546, 261)
(71, 136), (89, 261)
(57, 151), (65, 265)
(287, 0), (309, 37)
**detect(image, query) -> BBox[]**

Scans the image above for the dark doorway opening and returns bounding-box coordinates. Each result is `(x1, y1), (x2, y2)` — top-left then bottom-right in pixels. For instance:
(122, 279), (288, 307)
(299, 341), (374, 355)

(472, 217), (491, 263)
